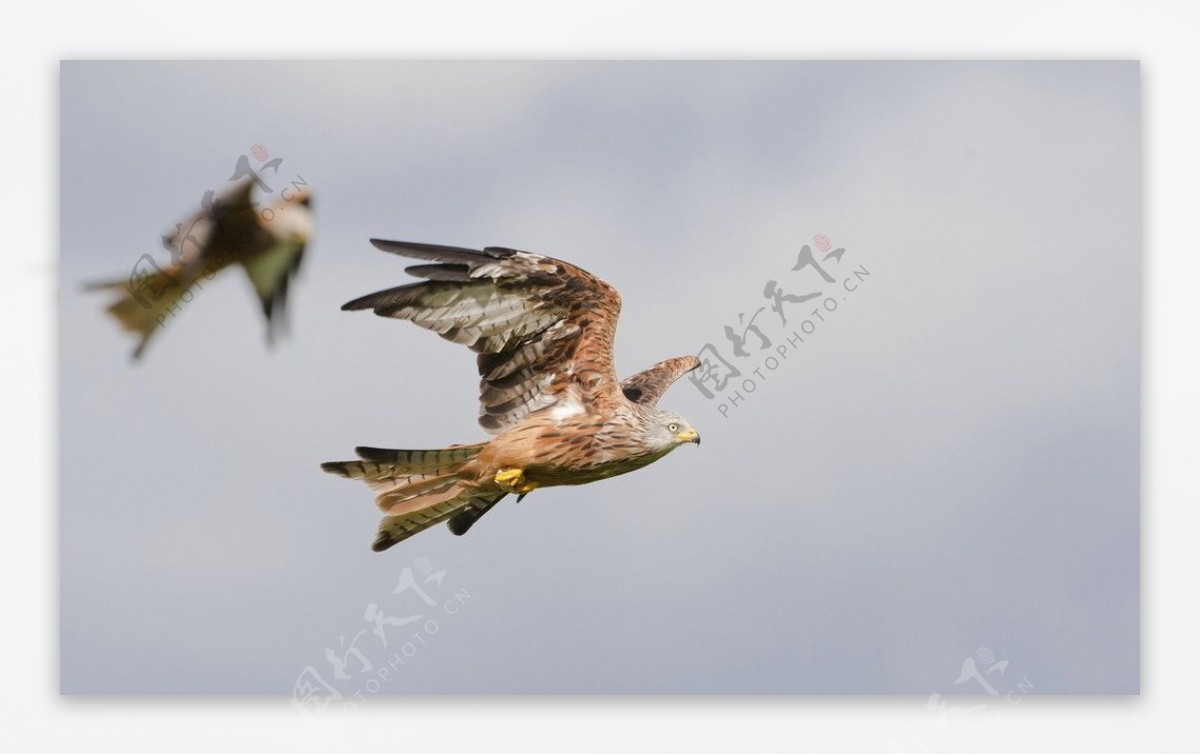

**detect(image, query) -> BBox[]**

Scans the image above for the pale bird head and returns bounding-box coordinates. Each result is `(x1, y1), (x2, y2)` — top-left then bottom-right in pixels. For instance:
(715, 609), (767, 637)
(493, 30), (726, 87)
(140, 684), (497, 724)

(265, 189), (315, 243)
(646, 409), (701, 450)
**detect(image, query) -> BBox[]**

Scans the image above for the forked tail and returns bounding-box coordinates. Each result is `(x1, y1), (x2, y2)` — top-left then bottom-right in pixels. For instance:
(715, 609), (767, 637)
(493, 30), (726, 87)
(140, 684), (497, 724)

(85, 264), (190, 359)
(321, 443), (505, 551)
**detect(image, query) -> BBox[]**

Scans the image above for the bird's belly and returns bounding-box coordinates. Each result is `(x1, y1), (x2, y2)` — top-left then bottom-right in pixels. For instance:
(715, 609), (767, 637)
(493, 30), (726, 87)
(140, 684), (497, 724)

(524, 447), (669, 487)
(484, 413), (670, 488)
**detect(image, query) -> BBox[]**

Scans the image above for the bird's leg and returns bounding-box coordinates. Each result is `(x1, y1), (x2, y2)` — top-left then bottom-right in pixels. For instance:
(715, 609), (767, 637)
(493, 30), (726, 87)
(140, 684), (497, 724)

(494, 467), (540, 496)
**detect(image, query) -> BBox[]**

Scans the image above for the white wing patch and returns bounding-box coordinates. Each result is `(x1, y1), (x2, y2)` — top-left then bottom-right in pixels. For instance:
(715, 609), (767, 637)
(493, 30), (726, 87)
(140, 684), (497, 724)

(549, 394), (585, 421)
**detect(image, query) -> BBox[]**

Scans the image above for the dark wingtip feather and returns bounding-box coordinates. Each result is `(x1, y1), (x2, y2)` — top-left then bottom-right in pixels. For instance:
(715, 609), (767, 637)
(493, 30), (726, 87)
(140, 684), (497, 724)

(481, 246), (519, 258)
(372, 533), (396, 552)
(340, 291), (389, 312)
(405, 263), (471, 282)
(340, 281), (427, 312)
(368, 239), (484, 263)
(368, 238), (519, 264)
(321, 461), (351, 477)
(355, 446), (397, 462)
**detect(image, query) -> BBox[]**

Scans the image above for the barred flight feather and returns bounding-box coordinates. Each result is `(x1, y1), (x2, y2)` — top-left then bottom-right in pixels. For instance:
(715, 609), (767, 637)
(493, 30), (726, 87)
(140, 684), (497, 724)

(342, 239), (623, 434)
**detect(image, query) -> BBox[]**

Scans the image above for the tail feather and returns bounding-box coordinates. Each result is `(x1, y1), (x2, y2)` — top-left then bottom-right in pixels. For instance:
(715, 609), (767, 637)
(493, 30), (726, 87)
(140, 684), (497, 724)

(374, 489), (505, 552)
(378, 476), (462, 516)
(322, 443), (505, 551)
(447, 497), (504, 536)
(354, 445), (483, 473)
(321, 444), (485, 502)
(86, 265), (189, 359)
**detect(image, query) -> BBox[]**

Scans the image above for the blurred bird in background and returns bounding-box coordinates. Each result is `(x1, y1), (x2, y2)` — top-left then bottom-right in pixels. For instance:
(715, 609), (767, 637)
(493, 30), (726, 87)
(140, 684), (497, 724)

(87, 177), (313, 359)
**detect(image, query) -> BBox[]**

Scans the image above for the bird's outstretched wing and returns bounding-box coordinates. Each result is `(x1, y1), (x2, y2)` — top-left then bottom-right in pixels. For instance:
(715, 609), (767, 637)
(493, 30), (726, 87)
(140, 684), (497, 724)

(343, 239), (625, 433)
(238, 195), (311, 342)
(620, 355), (701, 406)
(239, 237), (305, 341)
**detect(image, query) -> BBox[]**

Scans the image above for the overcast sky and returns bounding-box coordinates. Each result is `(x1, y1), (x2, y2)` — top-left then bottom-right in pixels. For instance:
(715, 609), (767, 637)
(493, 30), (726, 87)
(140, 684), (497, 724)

(59, 61), (1138, 697)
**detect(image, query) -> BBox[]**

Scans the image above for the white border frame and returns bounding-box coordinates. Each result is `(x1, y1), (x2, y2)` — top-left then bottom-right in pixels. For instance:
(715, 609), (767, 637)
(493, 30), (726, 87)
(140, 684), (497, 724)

(4, 1), (1195, 751)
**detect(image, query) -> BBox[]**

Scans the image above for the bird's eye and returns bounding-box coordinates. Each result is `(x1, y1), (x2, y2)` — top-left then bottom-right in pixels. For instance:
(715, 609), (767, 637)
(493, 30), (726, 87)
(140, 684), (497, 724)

(667, 422), (680, 433)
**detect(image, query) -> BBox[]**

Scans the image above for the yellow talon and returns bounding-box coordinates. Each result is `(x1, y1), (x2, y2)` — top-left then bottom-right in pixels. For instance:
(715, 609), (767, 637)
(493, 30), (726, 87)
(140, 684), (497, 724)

(495, 467), (540, 495)
(494, 467), (525, 491)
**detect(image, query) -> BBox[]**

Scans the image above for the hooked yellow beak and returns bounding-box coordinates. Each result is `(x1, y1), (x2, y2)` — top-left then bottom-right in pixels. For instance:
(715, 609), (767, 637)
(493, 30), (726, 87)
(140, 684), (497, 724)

(674, 427), (701, 445)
